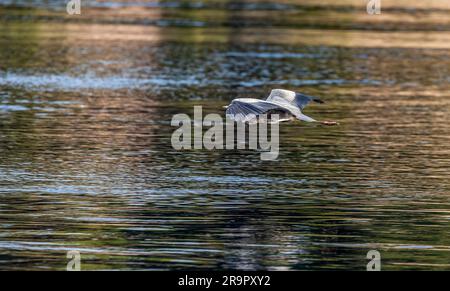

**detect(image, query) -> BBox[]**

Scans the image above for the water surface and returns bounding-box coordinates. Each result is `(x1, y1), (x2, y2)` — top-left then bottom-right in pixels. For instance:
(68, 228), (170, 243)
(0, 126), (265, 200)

(0, 0), (449, 270)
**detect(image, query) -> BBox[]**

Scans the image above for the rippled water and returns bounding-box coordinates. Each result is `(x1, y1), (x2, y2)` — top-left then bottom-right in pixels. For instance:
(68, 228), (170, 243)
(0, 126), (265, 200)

(0, 0), (449, 270)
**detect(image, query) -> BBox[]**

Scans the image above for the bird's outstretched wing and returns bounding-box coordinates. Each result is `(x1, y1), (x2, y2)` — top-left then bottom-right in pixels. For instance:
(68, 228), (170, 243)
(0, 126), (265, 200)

(266, 89), (323, 111)
(225, 99), (285, 122)
(294, 93), (324, 110)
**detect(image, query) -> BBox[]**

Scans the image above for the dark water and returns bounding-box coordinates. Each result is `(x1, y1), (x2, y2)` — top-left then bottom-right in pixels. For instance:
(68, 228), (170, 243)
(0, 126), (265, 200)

(0, 1), (449, 270)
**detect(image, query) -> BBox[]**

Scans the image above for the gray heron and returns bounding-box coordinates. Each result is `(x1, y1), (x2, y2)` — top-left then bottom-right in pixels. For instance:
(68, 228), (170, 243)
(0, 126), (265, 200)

(224, 89), (338, 125)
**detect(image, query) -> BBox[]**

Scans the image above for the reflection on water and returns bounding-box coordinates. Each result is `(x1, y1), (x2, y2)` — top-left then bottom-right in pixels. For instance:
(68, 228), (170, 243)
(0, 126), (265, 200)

(0, 0), (449, 270)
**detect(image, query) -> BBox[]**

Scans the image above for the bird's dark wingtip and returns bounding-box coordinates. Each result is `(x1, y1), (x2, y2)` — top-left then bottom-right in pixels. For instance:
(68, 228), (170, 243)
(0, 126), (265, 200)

(313, 98), (325, 104)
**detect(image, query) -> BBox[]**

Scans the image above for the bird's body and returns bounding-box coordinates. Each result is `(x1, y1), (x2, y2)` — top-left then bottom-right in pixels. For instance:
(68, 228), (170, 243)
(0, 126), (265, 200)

(225, 89), (338, 125)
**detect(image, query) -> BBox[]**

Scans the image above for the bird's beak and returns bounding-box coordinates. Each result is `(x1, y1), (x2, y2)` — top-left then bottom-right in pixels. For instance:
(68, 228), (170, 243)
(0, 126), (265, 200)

(223, 105), (229, 109)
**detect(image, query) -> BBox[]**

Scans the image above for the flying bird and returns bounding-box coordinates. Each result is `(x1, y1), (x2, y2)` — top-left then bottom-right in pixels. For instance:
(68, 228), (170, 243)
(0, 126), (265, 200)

(225, 89), (338, 125)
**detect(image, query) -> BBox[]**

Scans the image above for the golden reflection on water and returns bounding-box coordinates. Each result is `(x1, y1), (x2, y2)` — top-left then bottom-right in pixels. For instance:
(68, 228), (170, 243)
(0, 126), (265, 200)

(4, 21), (450, 49)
